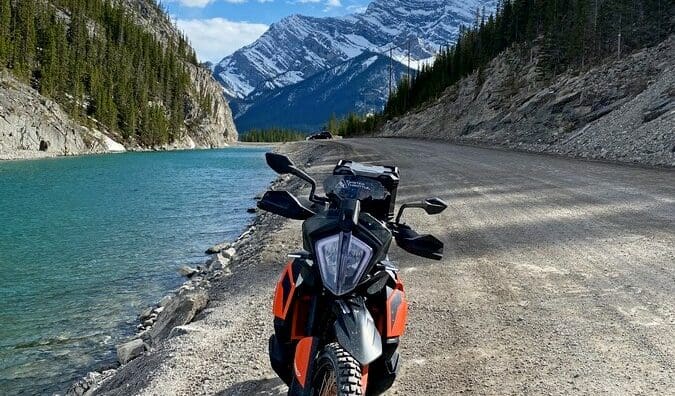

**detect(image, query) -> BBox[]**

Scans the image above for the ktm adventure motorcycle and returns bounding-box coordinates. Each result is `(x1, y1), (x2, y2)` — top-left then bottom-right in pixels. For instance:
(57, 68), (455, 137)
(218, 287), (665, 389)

(257, 152), (447, 396)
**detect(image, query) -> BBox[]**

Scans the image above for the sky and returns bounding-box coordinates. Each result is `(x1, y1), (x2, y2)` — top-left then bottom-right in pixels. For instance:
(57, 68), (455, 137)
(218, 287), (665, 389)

(165, 0), (371, 63)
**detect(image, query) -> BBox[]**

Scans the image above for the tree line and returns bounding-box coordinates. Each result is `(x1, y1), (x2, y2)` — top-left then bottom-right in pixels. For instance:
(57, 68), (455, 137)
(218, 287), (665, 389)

(0, 0), (216, 146)
(332, 0), (673, 137)
(239, 128), (306, 142)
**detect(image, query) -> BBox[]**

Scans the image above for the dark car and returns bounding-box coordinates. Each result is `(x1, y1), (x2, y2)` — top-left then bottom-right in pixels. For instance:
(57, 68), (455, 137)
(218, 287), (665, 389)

(306, 131), (333, 140)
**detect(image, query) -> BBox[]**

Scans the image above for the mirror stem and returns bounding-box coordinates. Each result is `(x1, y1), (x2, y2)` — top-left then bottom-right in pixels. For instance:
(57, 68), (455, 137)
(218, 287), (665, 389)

(395, 203), (412, 224)
(290, 167), (325, 203)
(395, 202), (427, 224)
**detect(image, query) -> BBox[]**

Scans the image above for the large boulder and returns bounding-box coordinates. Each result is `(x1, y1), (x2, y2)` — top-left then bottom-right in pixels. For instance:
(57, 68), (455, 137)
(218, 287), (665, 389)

(205, 241), (231, 254)
(149, 290), (208, 342)
(158, 295), (173, 307)
(178, 265), (198, 278)
(207, 253), (230, 271)
(116, 339), (146, 364)
(222, 247), (237, 259)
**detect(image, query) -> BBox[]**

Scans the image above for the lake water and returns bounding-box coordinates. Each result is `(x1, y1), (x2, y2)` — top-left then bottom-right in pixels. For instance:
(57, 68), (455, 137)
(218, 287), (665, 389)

(0, 148), (275, 395)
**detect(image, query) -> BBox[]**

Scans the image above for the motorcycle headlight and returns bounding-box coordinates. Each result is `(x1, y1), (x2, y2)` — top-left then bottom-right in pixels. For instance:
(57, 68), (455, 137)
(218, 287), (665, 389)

(315, 233), (373, 296)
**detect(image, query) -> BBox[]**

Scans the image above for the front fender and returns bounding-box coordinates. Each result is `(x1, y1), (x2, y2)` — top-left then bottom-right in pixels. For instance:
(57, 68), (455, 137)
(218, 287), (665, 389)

(333, 298), (382, 365)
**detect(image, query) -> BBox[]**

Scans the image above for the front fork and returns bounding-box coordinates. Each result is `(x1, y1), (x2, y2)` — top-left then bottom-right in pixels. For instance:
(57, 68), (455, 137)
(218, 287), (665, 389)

(269, 259), (408, 395)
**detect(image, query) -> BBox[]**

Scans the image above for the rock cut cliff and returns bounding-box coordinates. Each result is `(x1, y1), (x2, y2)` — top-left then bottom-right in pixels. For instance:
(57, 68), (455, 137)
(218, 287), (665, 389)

(0, 72), (116, 160)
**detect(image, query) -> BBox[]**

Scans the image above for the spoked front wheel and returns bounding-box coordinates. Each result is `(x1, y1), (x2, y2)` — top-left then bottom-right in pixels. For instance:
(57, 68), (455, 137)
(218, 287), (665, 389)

(311, 343), (363, 396)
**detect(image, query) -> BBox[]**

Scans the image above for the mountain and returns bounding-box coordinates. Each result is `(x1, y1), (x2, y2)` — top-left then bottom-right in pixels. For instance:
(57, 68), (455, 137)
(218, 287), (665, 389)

(235, 52), (409, 132)
(0, 0), (236, 160)
(214, 0), (497, 131)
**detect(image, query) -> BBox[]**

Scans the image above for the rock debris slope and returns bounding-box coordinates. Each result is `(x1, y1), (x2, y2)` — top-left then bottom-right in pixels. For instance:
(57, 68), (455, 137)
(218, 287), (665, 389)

(380, 35), (675, 167)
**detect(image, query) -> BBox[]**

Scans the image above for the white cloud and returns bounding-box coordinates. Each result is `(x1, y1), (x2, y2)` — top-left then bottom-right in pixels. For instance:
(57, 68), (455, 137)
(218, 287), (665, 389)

(169, 0), (258, 8)
(176, 18), (269, 62)
(172, 0), (214, 7)
(296, 0), (341, 9)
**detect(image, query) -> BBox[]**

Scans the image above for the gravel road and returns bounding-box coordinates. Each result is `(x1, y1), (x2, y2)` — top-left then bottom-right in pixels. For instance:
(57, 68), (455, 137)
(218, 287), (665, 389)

(93, 138), (674, 396)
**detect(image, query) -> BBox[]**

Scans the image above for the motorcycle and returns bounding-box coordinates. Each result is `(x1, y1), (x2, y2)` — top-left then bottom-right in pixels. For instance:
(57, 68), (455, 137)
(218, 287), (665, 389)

(257, 152), (447, 396)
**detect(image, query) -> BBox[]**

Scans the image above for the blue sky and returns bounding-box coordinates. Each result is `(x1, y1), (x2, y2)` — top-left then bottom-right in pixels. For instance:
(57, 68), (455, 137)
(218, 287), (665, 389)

(165, 0), (370, 63)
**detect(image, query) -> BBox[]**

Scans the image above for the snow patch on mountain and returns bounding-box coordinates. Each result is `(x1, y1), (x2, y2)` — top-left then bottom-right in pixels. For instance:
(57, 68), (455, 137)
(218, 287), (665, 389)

(214, 0), (497, 100)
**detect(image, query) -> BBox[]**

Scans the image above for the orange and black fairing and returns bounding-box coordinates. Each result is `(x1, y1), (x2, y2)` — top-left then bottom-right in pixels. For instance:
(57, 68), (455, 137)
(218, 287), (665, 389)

(273, 260), (299, 320)
(272, 259), (312, 340)
(385, 276), (408, 338)
(293, 337), (318, 388)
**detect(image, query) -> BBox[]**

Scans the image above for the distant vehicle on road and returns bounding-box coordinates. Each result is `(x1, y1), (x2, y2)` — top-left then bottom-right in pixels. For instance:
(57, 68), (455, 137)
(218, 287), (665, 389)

(306, 131), (333, 140)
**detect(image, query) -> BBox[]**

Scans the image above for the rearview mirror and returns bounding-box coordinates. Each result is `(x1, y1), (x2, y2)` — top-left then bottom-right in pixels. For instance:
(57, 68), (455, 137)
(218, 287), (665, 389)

(265, 152), (327, 204)
(266, 153), (295, 175)
(395, 197), (448, 224)
(257, 190), (315, 220)
(423, 198), (447, 215)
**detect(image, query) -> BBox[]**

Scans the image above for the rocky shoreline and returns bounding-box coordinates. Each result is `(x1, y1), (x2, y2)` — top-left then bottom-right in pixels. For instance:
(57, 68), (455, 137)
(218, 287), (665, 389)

(59, 142), (311, 396)
(63, 219), (262, 396)
(60, 141), (334, 396)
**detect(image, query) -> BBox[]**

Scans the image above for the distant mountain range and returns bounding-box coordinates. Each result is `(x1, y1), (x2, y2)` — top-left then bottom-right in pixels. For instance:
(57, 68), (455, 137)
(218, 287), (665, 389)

(214, 0), (497, 132)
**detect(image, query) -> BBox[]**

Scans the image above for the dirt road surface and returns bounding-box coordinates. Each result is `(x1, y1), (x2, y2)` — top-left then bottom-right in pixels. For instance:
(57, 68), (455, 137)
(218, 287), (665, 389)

(94, 138), (674, 395)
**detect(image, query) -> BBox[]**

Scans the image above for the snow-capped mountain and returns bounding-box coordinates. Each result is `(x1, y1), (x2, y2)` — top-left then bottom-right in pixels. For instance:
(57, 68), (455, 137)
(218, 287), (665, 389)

(216, 0), (495, 99)
(214, 0), (497, 131)
(234, 52), (409, 132)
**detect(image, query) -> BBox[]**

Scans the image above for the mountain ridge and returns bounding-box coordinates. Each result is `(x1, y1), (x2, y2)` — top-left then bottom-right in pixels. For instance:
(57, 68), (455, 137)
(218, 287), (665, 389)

(235, 51), (409, 132)
(216, 0), (497, 100)
(215, 0), (496, 132)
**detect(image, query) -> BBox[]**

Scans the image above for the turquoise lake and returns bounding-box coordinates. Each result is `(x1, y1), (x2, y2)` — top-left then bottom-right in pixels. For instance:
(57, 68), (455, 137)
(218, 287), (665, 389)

(0, 148), (275, 395)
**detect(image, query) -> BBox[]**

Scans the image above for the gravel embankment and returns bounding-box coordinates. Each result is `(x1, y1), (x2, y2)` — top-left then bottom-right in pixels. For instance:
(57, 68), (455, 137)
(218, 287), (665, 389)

(73, 138), (674, 395)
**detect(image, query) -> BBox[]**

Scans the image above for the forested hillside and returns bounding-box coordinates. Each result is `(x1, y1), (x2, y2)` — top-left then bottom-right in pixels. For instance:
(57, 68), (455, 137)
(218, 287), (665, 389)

(334, 0), (673, 135)
(0, 0), (225, 147)
(239, 128), (305, 142)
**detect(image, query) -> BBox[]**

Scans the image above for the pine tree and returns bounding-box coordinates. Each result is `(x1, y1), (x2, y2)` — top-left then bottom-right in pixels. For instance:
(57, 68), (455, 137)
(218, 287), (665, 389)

(0, 0), (10, 66)
(13, 0), (37, 81)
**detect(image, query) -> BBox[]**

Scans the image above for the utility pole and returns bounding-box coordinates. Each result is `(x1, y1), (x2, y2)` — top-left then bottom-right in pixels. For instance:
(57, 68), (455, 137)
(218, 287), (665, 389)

(407, 40), (411, 85)
(617, 15), (622, 59)
(389, 47), (393, 98)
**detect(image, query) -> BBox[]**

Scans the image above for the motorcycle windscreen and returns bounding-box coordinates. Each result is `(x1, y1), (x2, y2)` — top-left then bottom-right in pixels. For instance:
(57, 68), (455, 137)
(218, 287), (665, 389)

(334, 298), (383, 365)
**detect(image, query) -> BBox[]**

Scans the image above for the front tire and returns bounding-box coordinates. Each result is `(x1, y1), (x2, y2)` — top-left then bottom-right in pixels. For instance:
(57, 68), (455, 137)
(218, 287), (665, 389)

(313, 343), (363, 396)
(290, 342), (363, 396)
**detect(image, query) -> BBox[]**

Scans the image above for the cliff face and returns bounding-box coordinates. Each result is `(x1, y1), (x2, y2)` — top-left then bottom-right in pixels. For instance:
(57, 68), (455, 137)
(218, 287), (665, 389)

(120, 0), (238, 147)
(0, 0), (236, 160)
(0, 72), (118, 160)
(183, 64), (237, 148)
(379, 35), (674, 167)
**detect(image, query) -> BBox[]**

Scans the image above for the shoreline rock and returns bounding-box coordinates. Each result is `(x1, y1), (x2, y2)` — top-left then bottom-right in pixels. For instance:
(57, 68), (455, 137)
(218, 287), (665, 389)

(64, 223), (255, 396)
(205, 241), (231, 255)
(116, 340), (147, 365)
